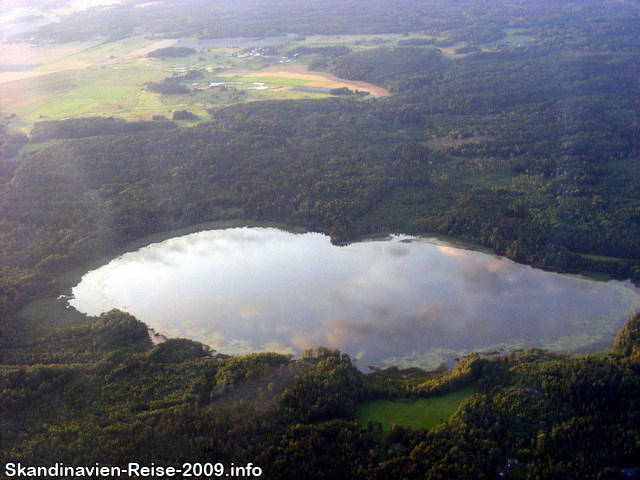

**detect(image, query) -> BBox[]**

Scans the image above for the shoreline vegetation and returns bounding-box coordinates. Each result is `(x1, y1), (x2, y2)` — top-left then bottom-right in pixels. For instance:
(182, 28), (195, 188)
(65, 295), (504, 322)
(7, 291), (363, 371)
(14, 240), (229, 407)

(13, 218), (638, 352)
(12, 222), (637, 377)
(30, 217), (638, 301)
(58, 217), (633, 298)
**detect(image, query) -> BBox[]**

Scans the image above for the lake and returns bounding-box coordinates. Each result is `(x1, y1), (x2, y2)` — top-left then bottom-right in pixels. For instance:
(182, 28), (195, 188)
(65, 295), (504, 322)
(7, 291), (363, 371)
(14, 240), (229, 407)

(69, 227), (640, 369)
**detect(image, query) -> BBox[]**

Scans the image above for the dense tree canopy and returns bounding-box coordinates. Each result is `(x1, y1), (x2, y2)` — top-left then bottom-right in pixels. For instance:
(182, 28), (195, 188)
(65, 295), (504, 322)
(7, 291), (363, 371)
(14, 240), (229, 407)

(2, 312), (640, 479)
(615, 313), (640, 358)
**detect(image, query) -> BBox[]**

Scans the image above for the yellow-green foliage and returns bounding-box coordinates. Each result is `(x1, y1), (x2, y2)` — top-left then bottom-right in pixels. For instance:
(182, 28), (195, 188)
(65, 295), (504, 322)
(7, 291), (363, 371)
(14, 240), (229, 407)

(413, 356), (483, 396)
(615, 312), (640, 357)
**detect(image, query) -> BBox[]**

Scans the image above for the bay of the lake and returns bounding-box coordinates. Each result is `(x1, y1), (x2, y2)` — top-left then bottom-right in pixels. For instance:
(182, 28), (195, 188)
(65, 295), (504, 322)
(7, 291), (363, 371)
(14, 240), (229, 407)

(69, 228), (640, 369)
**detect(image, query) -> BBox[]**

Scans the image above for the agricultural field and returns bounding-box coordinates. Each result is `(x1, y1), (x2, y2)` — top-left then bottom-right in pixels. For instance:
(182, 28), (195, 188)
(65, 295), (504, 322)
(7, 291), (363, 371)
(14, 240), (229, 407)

(355, 383), (479, 432)
(1, 34), (395, 134)
(0, 27), (493, 135)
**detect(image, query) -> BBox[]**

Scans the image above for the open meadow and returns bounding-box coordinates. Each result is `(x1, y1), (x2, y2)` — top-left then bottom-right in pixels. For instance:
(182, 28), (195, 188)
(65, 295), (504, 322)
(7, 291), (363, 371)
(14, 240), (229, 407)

(355, 383), (479, 432)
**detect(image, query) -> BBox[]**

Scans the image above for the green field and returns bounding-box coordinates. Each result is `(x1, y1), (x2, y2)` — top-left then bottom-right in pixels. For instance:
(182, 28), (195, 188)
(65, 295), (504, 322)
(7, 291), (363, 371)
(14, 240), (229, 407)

(0, 36), (340, 132)
(356, 383), (479, 431)
(0, 32), (451, 133)
(3, 30), (469, 135)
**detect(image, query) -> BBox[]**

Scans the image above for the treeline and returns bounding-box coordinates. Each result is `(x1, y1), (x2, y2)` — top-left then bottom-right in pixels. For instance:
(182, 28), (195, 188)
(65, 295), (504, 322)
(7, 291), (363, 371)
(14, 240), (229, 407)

(145, 81), (190, 95)
(172, 110), (198, 120)
(30, 117), (177, 143)
(145, 70), (204, 95)
(329, 87), (367, 96)
(147, 46), (196, 58)
(397, 38), (436, 46)
(287, 46), (352, 57)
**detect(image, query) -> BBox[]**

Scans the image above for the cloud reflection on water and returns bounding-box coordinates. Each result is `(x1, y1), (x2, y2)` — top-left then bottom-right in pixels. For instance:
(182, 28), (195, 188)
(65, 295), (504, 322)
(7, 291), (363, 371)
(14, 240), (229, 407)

(70, 228), (640, 369)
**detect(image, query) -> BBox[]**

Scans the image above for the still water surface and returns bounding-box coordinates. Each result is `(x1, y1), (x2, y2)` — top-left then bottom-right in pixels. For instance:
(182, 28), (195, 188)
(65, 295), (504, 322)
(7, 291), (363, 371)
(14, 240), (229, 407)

(70, 228), (640, 369)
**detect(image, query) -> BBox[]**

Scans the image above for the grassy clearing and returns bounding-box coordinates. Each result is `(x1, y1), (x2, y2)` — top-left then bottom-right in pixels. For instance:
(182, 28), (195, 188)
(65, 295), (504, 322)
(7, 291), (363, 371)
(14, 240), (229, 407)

(31, 83), (141, 118)
(355, 383), (478, 431)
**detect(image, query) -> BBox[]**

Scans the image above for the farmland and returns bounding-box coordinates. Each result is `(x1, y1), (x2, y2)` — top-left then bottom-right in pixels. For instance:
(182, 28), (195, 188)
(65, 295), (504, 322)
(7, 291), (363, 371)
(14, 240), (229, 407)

(0, 22), (526, 134)
(0, 34), (392, 133)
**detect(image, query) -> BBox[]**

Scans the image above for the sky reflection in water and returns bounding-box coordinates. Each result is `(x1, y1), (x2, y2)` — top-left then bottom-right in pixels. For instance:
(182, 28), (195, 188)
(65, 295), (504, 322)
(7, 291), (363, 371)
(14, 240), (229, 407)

(70, 228), (640, 369)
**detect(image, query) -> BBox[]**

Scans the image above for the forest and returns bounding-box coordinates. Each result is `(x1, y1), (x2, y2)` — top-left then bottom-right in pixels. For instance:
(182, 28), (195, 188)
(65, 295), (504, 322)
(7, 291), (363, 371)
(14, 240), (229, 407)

(2, 41), (638, 319)
(1, 0), (639, 478)
(147, 46), (197, 58)
(2, 309), (640, 479)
